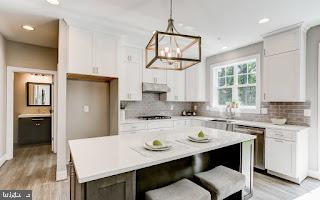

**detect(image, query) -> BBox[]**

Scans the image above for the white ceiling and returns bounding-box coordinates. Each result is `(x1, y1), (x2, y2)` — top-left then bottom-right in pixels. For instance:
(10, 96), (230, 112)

(0, 0), (320, 55)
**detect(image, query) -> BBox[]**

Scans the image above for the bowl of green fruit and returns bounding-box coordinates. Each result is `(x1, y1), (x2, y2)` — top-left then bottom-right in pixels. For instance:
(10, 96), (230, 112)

(144, 139), (172, 151)
(188, 131), (212, 143)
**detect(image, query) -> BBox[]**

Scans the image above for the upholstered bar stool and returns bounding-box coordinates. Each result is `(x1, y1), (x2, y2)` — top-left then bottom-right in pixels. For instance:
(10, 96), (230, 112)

(145, 178), (211, 200)
(195, 166), (246, 200)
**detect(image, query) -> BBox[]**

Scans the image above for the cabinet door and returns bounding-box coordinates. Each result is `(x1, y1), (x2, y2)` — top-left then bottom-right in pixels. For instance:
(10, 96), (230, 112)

(264, 27), (300, 56)
(94, 33), (117, 77)
(68, 26), (93, 74)
(266, 138), (295, 177)
(153, 69), (167, 84)
(119, 46), (142, 101)
(185, 63), (206, 102)
(143, 67), (155, 83)
(263, 50), (301, 101)
(166, 70), (185, 101)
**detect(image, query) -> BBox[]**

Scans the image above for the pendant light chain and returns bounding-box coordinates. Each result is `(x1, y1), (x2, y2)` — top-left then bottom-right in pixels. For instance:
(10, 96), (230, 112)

(170, 0), (173, 19)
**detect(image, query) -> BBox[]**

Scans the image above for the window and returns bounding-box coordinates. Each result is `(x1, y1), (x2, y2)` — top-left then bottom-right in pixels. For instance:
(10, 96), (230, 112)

(210, 54), (260, 113)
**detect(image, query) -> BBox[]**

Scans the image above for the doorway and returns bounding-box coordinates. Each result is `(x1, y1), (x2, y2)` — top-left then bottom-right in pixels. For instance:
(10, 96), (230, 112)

(6, 66), (57, 160)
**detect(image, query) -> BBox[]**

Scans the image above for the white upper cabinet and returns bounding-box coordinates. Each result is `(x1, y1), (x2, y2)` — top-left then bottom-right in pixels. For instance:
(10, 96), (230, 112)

(162, 70), (185, 101)
(263, 25), (306, 102)
(143, 68), (167, 84)
(67, 25), (118, 77)
(68, 26), (93, 75)
(93, 32), (118, 77)
(264, 28), (301, 56)
(185, 62), (206, 102)
(119, 46), (142, 101)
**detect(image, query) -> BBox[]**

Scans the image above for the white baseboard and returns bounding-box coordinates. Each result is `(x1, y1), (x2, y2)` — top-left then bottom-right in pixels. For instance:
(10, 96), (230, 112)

(308, 170), (320, 180)
(0, 154), (7, 168)
(56, 169), (68, 181)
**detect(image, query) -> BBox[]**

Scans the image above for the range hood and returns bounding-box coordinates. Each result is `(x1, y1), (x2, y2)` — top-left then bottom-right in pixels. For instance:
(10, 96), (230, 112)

(142, 82), (170, 93)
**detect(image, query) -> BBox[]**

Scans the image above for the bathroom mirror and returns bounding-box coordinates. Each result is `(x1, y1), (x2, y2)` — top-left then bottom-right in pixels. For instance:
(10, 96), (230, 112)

(27, 82), (52, 106)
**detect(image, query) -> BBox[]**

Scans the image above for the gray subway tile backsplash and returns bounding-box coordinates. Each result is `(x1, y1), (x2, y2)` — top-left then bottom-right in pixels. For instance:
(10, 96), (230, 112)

(121, 93), (310, 126)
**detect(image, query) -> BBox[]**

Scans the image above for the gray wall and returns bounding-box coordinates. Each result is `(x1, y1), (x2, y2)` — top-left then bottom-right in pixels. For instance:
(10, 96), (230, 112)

(6, 40), (58, 70)
(306, 25), (320, 172)
(122, 93), (192, 118)
(67, 80), (110, 140)
(0, 34), (6, 159)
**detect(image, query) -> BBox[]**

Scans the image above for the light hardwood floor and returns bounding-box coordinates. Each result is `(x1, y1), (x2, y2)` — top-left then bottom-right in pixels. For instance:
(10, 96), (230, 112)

(0, 144), (69, 200)
(0, 144), (319, 200)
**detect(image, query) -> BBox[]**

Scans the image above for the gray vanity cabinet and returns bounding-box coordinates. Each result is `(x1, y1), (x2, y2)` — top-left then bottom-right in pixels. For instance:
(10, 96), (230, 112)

(18, 117), (51, 144)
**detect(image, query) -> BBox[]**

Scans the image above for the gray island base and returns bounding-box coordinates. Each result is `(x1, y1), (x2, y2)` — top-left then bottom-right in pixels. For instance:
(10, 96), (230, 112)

(69, 127), (255, 200)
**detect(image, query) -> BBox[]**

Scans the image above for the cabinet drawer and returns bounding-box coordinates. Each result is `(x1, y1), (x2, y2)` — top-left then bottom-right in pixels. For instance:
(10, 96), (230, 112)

(191, 120), (205, 127)
(173, 120), (187, 128)
(120, 122), (147, 132)
(119, 130), (147, 135)
(147, 121), (173, 129)
(266, 128), (296, 141)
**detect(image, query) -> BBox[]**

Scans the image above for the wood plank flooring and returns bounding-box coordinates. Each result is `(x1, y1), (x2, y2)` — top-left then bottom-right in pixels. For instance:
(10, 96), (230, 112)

(0, 144), (319, 200)
(0, 144), (69, 200)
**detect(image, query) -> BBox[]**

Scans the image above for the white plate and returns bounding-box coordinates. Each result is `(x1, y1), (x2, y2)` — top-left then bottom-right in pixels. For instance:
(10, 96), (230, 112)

(144, 143), (172, 151)
(188, 135), (211, 141)
(187, 137), (212, 143)
(144, 141), (172, 150)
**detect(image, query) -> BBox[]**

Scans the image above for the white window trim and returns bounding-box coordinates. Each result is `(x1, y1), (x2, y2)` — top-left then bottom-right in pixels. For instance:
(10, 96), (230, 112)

(209, 54), (261, 114)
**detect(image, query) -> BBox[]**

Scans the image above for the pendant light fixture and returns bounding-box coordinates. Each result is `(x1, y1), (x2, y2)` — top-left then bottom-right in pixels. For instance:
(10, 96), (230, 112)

(145, 0), (201, 70)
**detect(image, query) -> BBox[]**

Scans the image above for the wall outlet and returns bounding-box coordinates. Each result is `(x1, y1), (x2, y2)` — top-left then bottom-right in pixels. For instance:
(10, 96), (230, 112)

(304, 109), (311, 117)
(193, 105), (198, 111)
(206, 106), (210, 111)
(170, 105), (174, 110)
(260, 108), (268, 115)
(83, 105), (90, 113)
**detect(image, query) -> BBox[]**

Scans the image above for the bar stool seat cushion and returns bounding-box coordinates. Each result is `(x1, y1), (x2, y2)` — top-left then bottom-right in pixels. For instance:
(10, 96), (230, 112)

(145, 178), (211, 200)
(195, 166), (245, 200)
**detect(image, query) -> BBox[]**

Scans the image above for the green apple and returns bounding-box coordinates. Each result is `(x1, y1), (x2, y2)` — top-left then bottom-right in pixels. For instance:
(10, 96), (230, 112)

(153, 140), (162, 146)
(198, 131), (205, 138)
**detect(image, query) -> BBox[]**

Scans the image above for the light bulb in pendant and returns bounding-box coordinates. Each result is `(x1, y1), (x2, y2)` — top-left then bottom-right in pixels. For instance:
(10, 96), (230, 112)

(160, 50), (165, 57)
(176, 48), (181, 57)
(164, 47), (170, 53)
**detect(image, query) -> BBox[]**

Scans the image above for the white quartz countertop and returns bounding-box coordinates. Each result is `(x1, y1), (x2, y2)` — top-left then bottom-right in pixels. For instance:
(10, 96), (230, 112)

(69, 127), (255, 183)
(121, 116), (308, 131)
(18, 113), (52, 118)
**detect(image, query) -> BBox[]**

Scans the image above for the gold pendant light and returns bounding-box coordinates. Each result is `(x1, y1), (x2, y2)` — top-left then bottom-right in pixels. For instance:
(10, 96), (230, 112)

(145, 0), (201, 70)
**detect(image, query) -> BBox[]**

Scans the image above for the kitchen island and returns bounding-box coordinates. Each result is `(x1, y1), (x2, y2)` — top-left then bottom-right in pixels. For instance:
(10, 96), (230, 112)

(69, 127), (255, 200)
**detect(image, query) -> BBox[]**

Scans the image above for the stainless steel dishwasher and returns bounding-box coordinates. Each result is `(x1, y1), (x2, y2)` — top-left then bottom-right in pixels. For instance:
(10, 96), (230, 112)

(233, 125), (265, 170)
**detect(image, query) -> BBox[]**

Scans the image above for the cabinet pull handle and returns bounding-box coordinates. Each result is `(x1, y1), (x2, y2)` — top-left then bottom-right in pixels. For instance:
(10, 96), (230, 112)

(32, 118), (44, 121)
(274, 139), (284, 143)
(275, 133), (284, 137)
(264, 93), (266, 100)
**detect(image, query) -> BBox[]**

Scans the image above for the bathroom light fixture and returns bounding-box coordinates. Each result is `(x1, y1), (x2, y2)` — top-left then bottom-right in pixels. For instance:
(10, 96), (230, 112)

(22, 25), (35, 31)
(46, 0), (60, 5)
(145, 0), (201, 70)
(259, 18), (270, 24)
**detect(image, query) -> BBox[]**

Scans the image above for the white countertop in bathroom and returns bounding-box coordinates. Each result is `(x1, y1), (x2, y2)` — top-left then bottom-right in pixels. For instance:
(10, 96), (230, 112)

(18, 113), (52, 118)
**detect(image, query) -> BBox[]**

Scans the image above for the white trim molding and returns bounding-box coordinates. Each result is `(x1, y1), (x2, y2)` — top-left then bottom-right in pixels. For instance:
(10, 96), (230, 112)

(0, 154), (7, 168)
(56, 169), (68, 181)
(308, 170), (320, 180)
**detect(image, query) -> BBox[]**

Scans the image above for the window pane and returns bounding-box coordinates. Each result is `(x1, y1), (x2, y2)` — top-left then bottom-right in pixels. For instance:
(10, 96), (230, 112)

(237, 63), (247, 74)
(238, 74), (247, 85)
(218, 88), (232, 105)
(248, 74), (256, 84)
(218, 78), (225, 87)
(218, 68), (225, 77)
(226, 76), (234, 86)
(238, 86), (256, 106)
(226, 66), (234, 76)
(248, 62), (256, 73)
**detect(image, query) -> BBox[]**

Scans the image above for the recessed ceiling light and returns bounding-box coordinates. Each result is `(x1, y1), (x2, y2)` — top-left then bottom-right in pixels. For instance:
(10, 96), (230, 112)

(46, 0), (60, 5)
(22, 25), (35, 31)
(222, 46), (228, 50)
(177, 23), (183, 27)
(259, 18), (270, 24)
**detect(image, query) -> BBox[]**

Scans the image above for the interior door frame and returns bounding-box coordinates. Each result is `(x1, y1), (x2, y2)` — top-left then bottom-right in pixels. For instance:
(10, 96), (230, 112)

(6, 66), (57, 160)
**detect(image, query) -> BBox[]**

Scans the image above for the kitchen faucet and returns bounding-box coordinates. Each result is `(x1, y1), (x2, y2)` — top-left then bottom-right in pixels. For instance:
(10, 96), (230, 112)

(225, 102), (238, 119)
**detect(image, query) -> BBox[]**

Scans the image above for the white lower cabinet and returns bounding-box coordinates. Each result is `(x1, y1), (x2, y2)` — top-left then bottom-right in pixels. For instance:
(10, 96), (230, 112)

(120, 119), (205, 134)
(265, 128), (309, 183)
